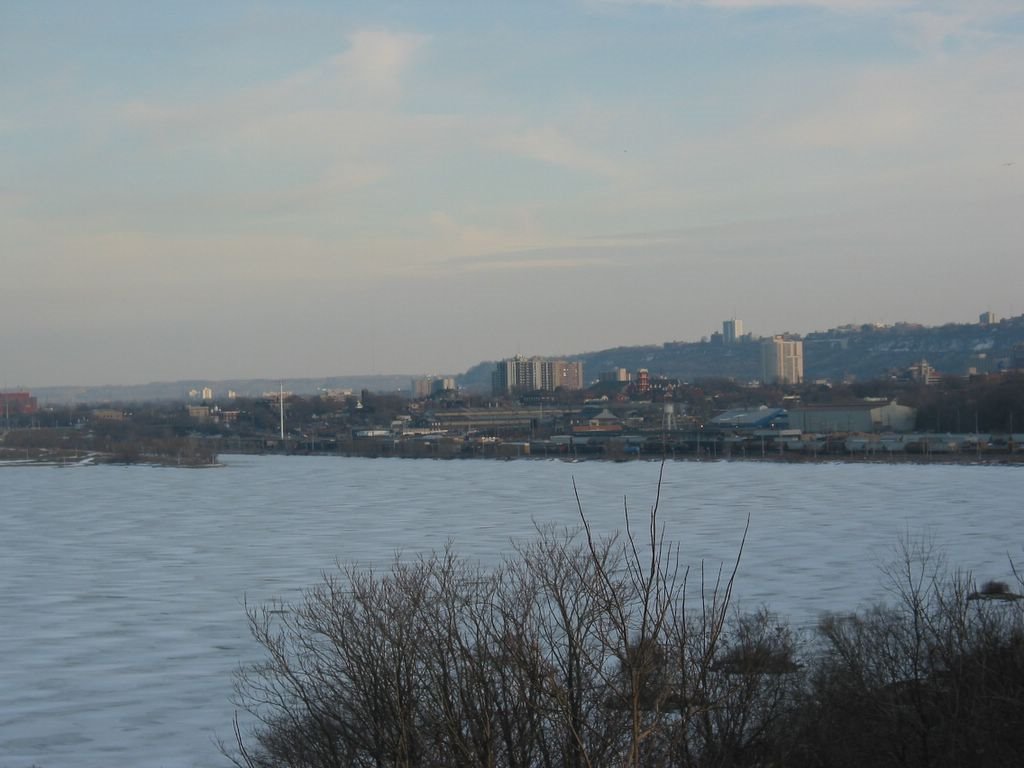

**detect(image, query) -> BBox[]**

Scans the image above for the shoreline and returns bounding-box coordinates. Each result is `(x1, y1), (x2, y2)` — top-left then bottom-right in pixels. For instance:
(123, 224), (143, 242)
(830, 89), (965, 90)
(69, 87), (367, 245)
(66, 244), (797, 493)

(4, 445), (1021, 469)
(0, 450), (223, 469)
(223, 450), (1024, 468)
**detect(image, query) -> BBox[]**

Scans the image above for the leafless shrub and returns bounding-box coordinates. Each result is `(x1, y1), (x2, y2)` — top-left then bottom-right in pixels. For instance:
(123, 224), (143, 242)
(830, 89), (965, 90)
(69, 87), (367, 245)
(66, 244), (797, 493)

(227, 477), (1024, 768)
(801, 537), (1024, 768)
(227, 465), (774, 768)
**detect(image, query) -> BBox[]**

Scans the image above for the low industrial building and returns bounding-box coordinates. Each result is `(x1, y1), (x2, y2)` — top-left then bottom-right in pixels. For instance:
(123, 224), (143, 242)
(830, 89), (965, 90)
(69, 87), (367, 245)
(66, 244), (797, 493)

(787, 400), (916, 433)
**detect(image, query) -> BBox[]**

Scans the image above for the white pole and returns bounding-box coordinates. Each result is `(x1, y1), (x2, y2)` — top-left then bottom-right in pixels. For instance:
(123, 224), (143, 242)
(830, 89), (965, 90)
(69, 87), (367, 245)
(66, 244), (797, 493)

(280, 382), (285, 442)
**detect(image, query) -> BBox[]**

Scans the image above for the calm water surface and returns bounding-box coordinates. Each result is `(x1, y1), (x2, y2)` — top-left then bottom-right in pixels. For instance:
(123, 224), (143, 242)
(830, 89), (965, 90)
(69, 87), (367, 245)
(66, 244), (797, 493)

(1, 456), (1020, 767)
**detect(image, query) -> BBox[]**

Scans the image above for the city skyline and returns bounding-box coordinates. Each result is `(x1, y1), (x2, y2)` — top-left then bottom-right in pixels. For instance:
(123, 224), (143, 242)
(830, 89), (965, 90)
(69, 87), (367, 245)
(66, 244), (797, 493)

(3, 1), (1022, 387)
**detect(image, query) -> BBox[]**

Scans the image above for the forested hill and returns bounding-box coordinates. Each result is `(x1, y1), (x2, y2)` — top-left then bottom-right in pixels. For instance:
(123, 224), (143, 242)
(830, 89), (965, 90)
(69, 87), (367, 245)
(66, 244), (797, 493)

(29, 316), (1024, 403)
(460, 315), (1024, 391)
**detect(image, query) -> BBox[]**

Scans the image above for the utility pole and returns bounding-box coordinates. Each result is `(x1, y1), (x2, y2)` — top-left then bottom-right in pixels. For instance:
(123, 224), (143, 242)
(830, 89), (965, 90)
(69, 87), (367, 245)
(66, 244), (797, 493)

(976, 412), (981, 460)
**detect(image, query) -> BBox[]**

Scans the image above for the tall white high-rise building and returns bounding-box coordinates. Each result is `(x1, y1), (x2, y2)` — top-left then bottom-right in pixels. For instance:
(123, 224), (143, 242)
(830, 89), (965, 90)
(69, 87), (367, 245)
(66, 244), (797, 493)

(492, 356), (584, 395)
(761, 336), (804, 385)
(723, 318), (743, 344)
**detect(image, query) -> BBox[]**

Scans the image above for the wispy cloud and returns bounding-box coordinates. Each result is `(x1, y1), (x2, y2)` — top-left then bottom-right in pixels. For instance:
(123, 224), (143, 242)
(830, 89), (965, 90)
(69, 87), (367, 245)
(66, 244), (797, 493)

(490, 126), (626, 178)
(118, 26), (426, 134)
(69, 28), (464, 229)
(446, 246), (618, 273)
(781, 74), (922, 149)
(424, 212), (547, 259)
(591, 0), (1019, 40)
(780, 48), (1024, 156)
(337, 28), (425, 101)
(591, 0), (915, 10)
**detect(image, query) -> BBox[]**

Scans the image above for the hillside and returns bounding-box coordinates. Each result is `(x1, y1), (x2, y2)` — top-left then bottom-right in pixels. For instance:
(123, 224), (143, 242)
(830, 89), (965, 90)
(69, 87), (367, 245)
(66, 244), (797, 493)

(28, 316), (1024, 404)
(460, 315), (1024, 391)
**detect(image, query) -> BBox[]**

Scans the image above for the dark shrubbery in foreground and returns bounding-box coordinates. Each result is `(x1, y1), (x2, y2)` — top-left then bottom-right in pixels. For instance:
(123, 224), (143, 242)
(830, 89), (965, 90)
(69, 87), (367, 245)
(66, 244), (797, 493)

(227, 482), (1024, 768)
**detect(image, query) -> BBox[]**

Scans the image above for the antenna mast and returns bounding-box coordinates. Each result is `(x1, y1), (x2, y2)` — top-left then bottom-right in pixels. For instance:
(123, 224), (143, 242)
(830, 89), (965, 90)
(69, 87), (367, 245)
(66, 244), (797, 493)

(279, 382), (285, 442)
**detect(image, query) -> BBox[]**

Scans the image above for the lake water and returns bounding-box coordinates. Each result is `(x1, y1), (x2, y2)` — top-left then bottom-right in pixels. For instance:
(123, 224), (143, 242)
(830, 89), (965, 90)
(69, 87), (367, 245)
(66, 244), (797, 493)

(1, 455), (1021, 768)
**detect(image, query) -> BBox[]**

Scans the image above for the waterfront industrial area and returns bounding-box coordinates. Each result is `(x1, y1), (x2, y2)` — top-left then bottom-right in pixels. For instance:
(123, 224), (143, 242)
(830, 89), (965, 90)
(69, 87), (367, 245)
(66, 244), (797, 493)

(4, 313), (1024, 466)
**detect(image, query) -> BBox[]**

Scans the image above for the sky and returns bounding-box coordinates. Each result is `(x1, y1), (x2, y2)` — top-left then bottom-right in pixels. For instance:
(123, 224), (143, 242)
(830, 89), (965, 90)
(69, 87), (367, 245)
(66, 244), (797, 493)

(2, 0), (1023, 387)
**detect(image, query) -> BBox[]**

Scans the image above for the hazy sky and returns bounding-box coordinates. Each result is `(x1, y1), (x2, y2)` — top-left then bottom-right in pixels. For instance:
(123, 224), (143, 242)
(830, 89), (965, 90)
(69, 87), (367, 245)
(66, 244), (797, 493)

(3, 1), (1022, 386)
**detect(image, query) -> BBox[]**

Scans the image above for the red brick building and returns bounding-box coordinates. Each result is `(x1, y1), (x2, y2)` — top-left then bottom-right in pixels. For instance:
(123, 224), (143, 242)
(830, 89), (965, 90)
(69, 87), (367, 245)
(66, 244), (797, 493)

(1, 392), (38, 415)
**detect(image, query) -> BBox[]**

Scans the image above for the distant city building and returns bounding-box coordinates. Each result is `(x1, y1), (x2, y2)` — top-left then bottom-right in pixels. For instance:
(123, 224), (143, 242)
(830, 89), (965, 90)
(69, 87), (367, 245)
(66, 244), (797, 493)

(219, 409), (240, 424)
(227, 390), (238, 400)
(761, 336), (804, 385)
(411, 377), (433, 398)
(187, 405), (211, 423)
(201, 386), (214, 401)
(599, 368), (631, 383)
(421, 406), (558, 433)
(723, 318), (744, 344)
(907, 359), (940, 385)
(92, 408), (126, 422)
(1011, 343), (1024, 372)
(979, 311), (997, 325)
(323, 388), (354, 401)
(551, 360), (584, 390)
(493, 357), (542, 394)
(788, 400), (916, 433)
(0, 391), (37, 416)
(634, 368), (651, 395)
(491, 356), (584, 395)
(412, 376), (457, 398)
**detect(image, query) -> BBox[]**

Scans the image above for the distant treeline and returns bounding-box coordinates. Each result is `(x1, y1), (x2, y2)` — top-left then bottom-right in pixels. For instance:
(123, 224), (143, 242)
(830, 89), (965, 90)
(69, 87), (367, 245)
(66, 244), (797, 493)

(1, 428), (218, 466)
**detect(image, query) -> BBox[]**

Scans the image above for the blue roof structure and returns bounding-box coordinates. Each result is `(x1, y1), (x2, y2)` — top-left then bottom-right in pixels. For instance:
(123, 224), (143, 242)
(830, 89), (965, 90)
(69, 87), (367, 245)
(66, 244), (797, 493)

(710, 406), (787, 429)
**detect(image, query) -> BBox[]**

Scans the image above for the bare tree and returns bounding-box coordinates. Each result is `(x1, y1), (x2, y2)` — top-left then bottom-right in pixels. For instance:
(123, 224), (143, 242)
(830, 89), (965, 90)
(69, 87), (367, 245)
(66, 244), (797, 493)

(801, 536), (1024, 768)
(226, 465), (797, 768)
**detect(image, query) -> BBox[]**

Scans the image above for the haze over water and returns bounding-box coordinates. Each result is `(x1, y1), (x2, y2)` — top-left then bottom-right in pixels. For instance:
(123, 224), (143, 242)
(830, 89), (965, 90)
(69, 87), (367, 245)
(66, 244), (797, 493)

(1, 456), (1020, 767)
